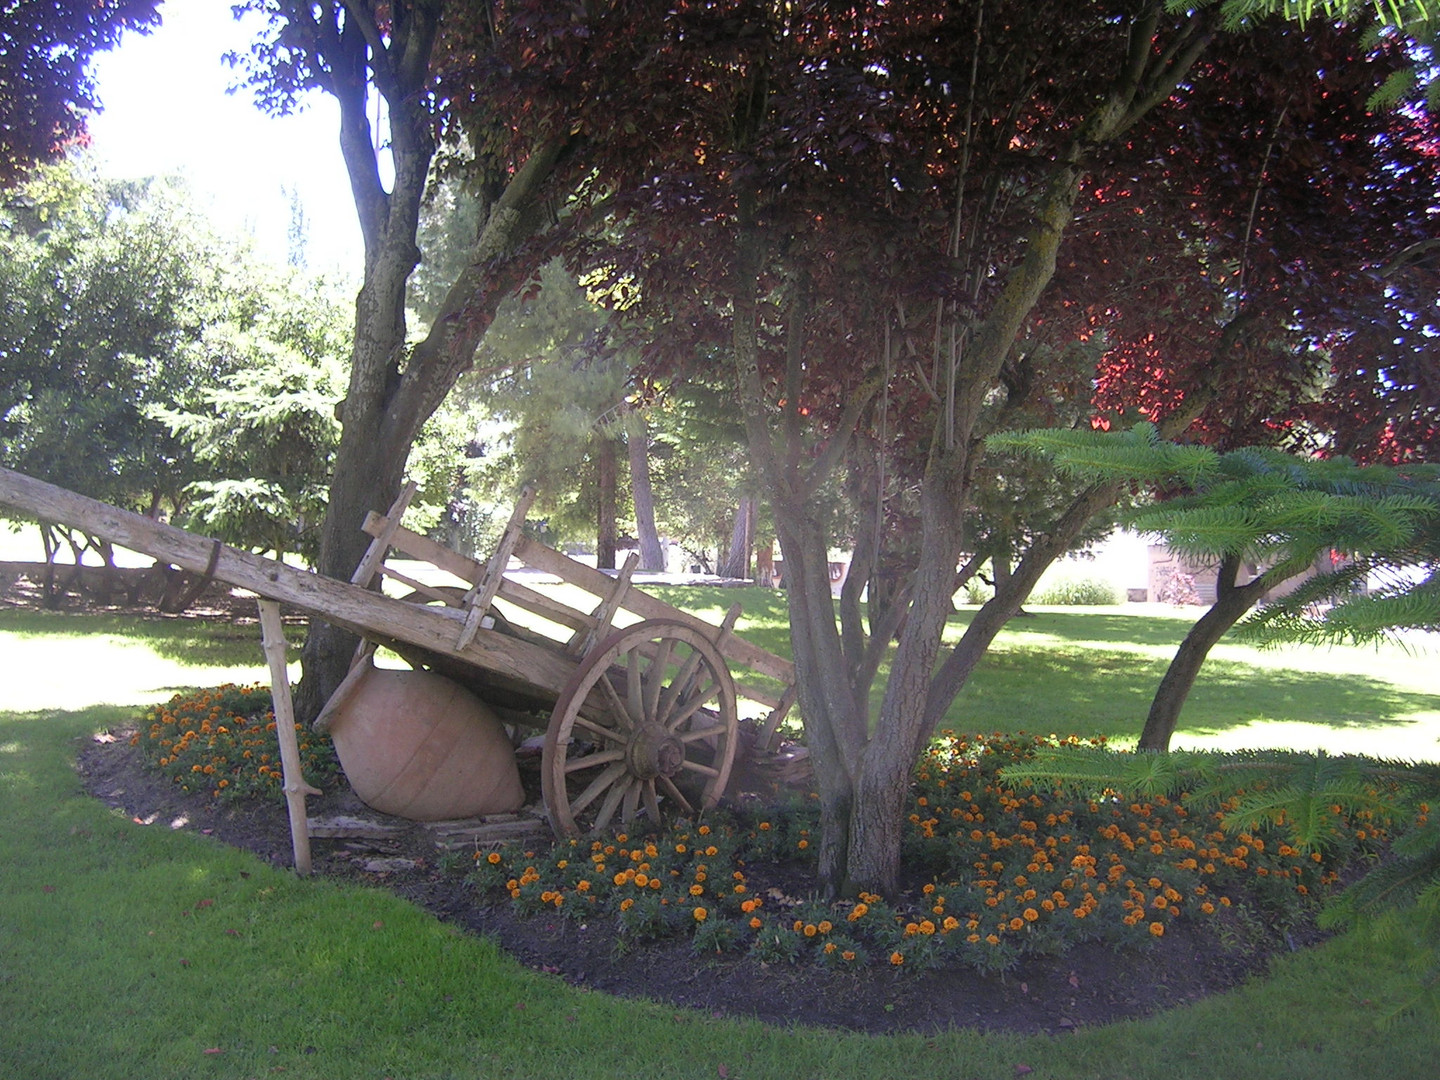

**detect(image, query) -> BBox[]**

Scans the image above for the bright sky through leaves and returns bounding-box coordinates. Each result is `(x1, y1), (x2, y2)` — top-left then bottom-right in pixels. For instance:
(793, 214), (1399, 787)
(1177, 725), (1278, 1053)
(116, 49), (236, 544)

(84, 2), (359, 275)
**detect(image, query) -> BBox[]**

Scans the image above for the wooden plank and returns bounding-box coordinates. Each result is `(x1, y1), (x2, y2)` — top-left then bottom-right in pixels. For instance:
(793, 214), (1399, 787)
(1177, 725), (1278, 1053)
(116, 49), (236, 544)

(512, 533), (796, 684)
(458, 484), (538, 649)
(258, 598), (320, 874)
(359, 514), (589, 635)
(565, 550), (637, 656)
(351, 481), (418, 587)
(0, 467), (579, 702)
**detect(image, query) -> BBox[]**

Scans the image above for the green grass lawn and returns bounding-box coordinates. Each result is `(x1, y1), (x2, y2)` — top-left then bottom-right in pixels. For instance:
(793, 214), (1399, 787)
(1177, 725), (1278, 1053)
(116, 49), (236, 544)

(2, 600), (1439, 1079)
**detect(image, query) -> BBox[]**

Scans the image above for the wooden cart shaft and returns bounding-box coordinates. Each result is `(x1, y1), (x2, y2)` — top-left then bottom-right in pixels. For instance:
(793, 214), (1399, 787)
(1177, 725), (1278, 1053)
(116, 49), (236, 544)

(0, 467), (578, 704)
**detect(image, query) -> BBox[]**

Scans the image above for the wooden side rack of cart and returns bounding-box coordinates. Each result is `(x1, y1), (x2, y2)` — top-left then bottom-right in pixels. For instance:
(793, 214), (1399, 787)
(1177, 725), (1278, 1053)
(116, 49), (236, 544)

(0, 467), (798, 842)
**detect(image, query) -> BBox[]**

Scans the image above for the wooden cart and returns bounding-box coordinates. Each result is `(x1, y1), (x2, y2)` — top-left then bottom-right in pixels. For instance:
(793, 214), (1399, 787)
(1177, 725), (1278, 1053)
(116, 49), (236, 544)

(0, 467), (797, 838)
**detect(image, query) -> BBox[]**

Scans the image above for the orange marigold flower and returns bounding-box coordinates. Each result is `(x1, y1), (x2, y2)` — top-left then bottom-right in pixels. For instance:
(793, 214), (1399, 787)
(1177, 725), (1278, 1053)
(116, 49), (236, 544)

(740, 899), (757, 914)
(693, 907), (708, 922)
(889, 951), (904, 966)
(749, 917), (763, 929)
(1023, 908), (1039, 922)
(689, 884), (705, 896)
(1149, 922), (1165, 937)
(487, 852), (502, 865)
(804, 924), (818, 937)
(842, 950), (856, 961)
(620, 898), (634, 911)
(848, 903), (868, 922)
(818, 920), (833, 934)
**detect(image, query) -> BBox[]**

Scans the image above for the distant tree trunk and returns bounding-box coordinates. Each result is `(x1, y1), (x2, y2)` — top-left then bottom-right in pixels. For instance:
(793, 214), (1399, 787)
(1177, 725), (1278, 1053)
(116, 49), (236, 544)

(596, 435), (618, 570)
(627, 418), (665, 571)
(719, 496), (754, 579)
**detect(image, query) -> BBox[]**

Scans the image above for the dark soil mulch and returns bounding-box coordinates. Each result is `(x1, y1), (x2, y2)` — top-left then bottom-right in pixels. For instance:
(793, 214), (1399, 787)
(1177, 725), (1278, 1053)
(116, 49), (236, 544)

(73, 724), (1309, 1038)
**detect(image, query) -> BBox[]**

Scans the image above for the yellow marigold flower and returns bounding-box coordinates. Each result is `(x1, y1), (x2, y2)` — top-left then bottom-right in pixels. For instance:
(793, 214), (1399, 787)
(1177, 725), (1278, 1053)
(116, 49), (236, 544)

(889, 951), (904, 966)
(693, 907), (708, 922)
(1149, 922), (1165, 937)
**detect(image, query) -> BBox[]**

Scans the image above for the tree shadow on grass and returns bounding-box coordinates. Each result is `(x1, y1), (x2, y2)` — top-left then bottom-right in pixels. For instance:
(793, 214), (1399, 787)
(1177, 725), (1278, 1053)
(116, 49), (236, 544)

(945, 645), (1439, 744)
(0, 608), (291, 669)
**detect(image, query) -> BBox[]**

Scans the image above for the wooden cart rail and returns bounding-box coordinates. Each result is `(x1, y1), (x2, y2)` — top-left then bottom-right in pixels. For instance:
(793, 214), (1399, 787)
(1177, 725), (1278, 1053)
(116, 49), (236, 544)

(358, 503), (798, 742)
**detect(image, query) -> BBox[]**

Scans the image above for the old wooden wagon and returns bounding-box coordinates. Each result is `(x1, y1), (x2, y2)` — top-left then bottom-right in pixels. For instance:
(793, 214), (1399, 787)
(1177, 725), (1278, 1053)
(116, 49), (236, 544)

(0, 467), (797, 842)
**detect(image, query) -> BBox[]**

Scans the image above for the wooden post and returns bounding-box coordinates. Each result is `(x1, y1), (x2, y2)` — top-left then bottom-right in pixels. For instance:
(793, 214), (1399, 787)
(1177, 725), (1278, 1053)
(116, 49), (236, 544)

(257, 600), (322, 875)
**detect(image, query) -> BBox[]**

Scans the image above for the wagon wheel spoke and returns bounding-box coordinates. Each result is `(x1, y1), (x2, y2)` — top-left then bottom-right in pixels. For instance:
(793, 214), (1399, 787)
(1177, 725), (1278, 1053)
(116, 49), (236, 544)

(665, 679), (722, 732)
(657, 648), (704, 721)
(543, 619), (738, 838)
(642, 779), (663, 824)
(571, 715), (627, 745)
(677, 723), (729, 743)
(620, 778), (642, 826)
(642, 637), (676, 723)
(657, 775), (695, 816)
(563, 748), (625, 774)
(592, 774), (633, 832)
(596, 671), (636, 730)
(569, 761), (630, 816)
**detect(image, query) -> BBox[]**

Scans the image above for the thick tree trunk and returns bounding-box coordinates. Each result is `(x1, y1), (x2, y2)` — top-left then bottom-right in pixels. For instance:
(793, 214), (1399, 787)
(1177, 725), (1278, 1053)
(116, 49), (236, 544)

(627, 420), (665, 571)
(596, 435), (618, 571)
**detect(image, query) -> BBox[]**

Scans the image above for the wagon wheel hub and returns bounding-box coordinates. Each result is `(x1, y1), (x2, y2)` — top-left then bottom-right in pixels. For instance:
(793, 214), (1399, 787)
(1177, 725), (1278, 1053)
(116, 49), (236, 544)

(627, 723), (686, 780)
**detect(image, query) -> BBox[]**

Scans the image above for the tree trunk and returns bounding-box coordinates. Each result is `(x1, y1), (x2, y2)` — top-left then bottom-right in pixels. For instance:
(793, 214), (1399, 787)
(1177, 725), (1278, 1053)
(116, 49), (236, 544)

(626, 418), (665, 571)
(596, 435), (617, 570)
(1138, 553), (1271, 751)
(289, 5), (573, 722)
(719, 496), (754, 579)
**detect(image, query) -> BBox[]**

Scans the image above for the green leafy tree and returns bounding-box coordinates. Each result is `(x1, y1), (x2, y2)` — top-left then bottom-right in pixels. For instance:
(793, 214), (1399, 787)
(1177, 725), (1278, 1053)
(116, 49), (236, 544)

(0, 164), (228, 583)
(995, 423), (1440, 750)
(153, 272), (353, 561)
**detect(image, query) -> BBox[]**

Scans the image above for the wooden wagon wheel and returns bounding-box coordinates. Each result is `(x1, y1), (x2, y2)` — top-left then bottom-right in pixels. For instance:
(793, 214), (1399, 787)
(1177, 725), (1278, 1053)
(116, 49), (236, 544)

(542, 618), (738, 837)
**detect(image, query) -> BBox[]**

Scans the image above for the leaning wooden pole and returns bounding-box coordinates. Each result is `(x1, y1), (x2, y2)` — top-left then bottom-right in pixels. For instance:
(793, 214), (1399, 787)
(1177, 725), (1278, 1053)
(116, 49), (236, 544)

(257, 599), (321, 875)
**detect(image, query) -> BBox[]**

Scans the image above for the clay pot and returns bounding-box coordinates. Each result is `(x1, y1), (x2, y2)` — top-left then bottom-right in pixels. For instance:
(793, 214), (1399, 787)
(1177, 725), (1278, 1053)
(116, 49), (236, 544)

(322, 665), (525, 821)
